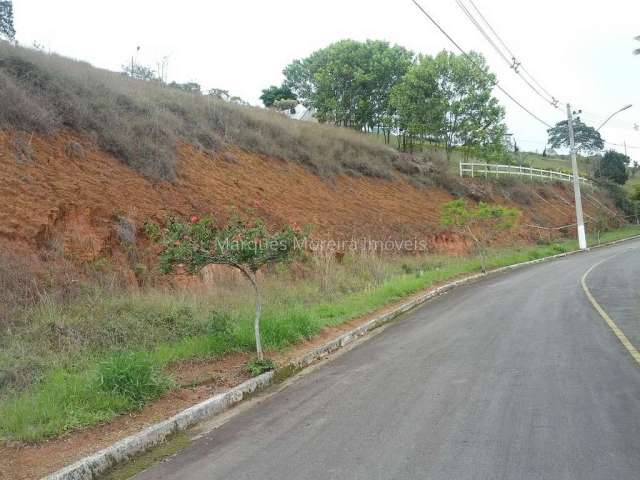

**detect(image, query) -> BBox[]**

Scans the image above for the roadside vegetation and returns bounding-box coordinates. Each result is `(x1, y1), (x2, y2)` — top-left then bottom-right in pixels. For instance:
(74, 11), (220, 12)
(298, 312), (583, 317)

(1, 223), (639, 443)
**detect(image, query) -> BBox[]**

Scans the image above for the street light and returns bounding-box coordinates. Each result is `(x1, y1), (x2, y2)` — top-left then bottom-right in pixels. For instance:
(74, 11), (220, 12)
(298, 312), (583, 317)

(596, 104), (633, 131)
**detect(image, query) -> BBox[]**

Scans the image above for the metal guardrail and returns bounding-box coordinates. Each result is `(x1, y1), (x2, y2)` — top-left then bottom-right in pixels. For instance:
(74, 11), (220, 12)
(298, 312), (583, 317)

(459, 162), (592, 187)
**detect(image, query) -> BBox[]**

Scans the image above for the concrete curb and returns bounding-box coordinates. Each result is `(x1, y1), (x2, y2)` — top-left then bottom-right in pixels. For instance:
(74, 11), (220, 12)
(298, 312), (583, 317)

(43, 232), (640, 480)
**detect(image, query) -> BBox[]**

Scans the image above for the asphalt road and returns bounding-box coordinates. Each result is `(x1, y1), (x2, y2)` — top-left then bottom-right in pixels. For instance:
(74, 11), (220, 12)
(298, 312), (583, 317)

(135, 239), (640, 480)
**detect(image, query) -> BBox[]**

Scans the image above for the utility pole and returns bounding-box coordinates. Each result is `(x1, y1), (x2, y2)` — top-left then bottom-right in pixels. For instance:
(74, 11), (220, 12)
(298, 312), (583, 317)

(567, 103), (587, 250)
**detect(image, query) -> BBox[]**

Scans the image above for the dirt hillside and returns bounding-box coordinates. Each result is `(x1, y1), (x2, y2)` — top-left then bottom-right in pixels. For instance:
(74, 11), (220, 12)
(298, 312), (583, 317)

(0, 129), (610, 272)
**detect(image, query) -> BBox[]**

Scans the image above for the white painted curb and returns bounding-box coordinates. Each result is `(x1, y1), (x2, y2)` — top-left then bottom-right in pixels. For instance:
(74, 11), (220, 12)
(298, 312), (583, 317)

(43, 232), (640, 480)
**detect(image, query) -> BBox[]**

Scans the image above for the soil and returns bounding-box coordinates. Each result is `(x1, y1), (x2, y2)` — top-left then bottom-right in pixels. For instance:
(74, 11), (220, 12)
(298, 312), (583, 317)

(0, 129), (607, 266)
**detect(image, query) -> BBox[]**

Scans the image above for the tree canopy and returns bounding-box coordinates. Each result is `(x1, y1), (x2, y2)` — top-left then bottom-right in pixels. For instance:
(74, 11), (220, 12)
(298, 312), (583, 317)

(0, 0), (15, 41)
(157, 216), (304, 360)
(260, 84), (297, 108)
(391, 51), (506, 155)
(547, 117), (604, 154)
(596, 150), (630, 185)
(281, 41), (507, 156)
(283, 40), (413, 135)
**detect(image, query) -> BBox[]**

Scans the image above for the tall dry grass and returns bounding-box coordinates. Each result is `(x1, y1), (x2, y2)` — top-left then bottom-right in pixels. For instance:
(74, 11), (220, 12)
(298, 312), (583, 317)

(0, 41), (444, 182)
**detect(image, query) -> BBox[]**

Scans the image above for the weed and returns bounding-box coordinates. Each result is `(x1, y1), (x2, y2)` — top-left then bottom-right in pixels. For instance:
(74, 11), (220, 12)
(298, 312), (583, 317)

(247, 358), (275, 377)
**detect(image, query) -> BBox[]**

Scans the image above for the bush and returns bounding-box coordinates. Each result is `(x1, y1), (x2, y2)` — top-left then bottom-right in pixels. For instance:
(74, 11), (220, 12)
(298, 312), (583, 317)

(97, 351), (169, 405)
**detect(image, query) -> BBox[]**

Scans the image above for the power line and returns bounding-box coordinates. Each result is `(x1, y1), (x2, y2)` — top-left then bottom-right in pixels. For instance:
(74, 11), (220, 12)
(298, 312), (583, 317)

(456, 0), (559, 108)
(469, 0), (559, 108)
(456, 0), (561, 110)
(605, 141), (640, 150)
(453, 0), (639, 141)
(410, 0), (553, 129)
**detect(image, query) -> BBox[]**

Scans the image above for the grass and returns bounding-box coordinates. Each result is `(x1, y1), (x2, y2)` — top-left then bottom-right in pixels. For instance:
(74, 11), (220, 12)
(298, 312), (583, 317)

(0, 41), (443, 182)
(2, 225), (640, 442)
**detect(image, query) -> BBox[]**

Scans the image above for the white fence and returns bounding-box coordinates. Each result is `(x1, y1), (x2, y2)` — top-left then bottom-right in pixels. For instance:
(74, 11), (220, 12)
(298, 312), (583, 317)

(459, 162), (592, 187)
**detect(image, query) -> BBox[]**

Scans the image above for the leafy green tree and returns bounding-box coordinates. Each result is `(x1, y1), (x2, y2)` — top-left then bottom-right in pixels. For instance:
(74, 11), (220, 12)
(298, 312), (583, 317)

(157, 216), (304, 361)
(273, 98), (298, 114)
(547, 117), (604, 155)
(442, 199), (519, 272)
(283, 40), (413, 133)
(260, 84), (297, 108)
(433, 51), (506, 158)
(391, 51), (506, 156)
(0, 1), (15, 41)
(596, 150), (630, 184)
(389, 54), (441, 151)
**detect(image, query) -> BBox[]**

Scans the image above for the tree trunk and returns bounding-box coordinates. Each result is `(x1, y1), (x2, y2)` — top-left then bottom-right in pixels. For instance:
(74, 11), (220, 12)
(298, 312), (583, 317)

(238, 267), (263, 360)
(466, 226), (486, 273)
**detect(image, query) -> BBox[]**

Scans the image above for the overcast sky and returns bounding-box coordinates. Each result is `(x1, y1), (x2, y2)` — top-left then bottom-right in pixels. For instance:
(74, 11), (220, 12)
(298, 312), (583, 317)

(12, 0), (640, 160)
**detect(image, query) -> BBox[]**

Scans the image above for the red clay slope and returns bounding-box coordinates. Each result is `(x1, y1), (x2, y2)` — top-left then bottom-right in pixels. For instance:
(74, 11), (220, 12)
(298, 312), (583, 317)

(0, 129), (610, 265)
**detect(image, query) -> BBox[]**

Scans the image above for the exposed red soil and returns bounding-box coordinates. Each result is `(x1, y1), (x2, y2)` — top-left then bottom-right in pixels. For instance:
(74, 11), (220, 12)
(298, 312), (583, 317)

(0, 129), (607, 264)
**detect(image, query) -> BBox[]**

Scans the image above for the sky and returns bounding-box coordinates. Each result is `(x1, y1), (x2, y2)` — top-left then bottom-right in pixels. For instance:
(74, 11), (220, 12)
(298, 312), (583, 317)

(12, 0), (640, 161)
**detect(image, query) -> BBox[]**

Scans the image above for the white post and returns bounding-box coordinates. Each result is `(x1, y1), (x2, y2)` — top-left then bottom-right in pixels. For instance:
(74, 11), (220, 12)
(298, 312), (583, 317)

(567, 104), (587, 250)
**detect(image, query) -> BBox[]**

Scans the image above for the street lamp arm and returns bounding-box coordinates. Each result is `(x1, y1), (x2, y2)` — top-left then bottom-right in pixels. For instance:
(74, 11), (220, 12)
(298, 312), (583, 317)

(596, 104), (633, 131)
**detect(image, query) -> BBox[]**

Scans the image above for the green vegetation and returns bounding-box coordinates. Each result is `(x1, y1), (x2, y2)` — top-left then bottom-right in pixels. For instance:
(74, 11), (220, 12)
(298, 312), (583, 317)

(284, 40), (413, 138)
(547, 117), (604, 155)
(391, 51), (506, 157)
(157, 216), (304, 360)
(283, 41), (507, 158)
(247, 358), (276, 377)
(260, 84), (297, 108)
(596, 150), (631, 185)
(2, 225), (640, 442)
(442, 200), (520, 272)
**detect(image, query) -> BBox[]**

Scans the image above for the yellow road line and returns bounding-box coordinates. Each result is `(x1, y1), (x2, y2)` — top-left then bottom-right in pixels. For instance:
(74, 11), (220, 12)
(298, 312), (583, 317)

(581, 254), (640, 366)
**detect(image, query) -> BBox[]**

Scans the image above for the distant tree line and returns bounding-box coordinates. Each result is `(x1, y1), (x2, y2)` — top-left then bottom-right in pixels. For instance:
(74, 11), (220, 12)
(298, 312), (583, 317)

(262, 39), (507, 157)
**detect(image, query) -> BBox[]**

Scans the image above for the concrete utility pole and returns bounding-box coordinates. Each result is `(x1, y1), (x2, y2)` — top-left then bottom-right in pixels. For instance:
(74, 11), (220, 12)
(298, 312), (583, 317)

(567, 104), (587, 250)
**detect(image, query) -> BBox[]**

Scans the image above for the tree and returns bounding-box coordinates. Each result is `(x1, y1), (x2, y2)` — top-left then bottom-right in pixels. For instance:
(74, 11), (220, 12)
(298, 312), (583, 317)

(596, 150), (630, 184)
(389, 54), (441, 151)
(260, 84), (297, 108)
(273, 98), (298, 114)
(0, 0), (15, 41)
(391, 51), (506, 156)
(283, 40), (413, 133)
(547, 117), (604, 155)
(157, 216), (304, 361)
(122, 62), (157, 81)
(442, 199), (519, 272)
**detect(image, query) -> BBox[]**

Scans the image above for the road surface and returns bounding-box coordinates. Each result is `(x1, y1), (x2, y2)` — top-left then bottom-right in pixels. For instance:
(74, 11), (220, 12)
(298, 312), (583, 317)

(134, 239), (640, 480)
